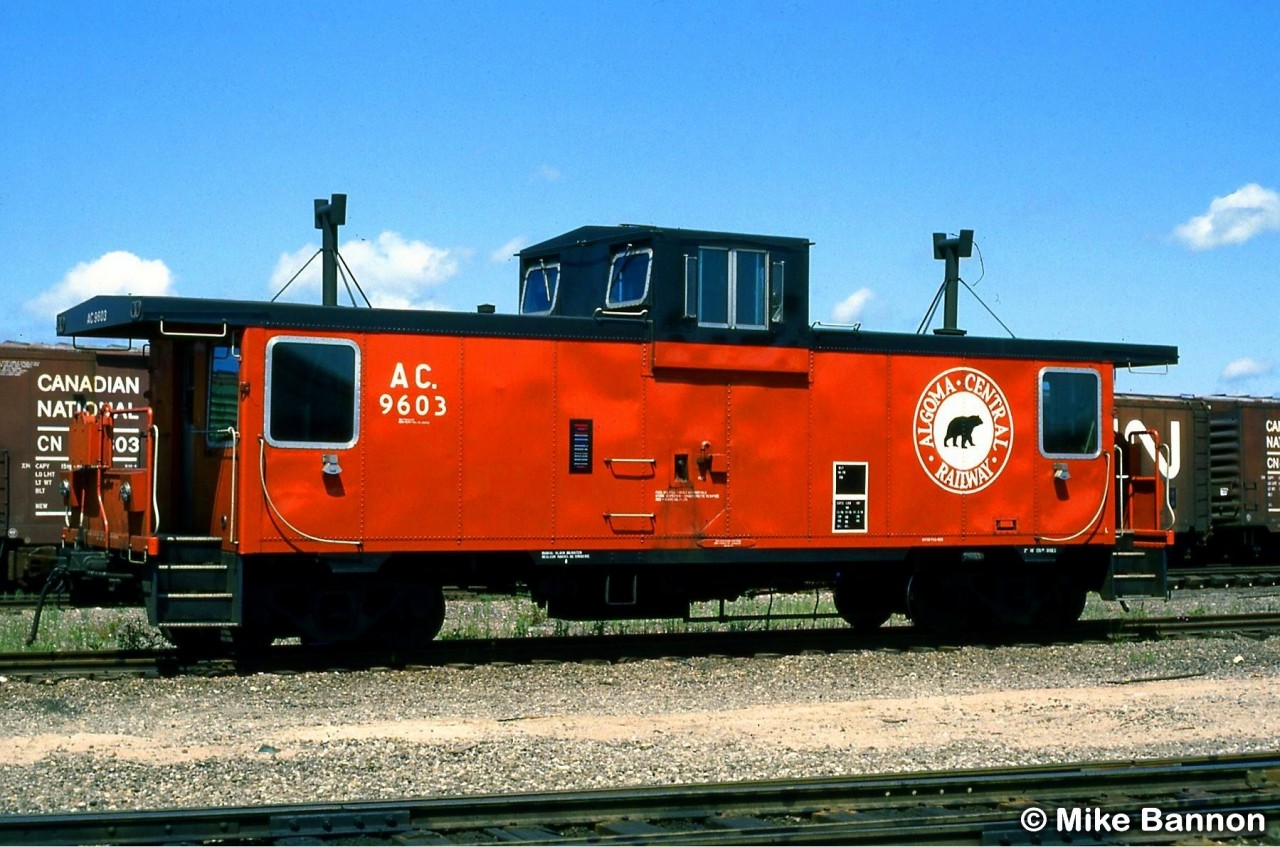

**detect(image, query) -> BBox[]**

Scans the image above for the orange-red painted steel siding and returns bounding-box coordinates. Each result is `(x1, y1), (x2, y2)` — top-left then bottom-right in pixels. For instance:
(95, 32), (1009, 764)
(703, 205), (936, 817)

(235, 330), (1119, 555)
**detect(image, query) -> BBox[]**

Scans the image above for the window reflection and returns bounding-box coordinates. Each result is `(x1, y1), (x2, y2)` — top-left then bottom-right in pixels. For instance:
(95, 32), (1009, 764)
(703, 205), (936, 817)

(206, 345), (240, 448)
(266, 339), (359, 447)
(521, 262), (560, 314)
(1040, 370), (1100, 457)
(606, 248), (652, 307)
(696, 247), (768, 329)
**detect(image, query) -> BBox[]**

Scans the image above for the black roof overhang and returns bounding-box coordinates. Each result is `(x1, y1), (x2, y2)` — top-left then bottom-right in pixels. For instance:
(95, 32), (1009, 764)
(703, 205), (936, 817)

(811, 328), (1178, 369)
(56, 295), (651, 343)
(58, 295), (1177, 369)
(60, 295), (276, 339)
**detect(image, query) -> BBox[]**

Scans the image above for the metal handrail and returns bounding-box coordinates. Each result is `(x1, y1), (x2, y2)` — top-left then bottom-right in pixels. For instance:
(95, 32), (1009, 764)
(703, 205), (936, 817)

(159, 319), (227, 339)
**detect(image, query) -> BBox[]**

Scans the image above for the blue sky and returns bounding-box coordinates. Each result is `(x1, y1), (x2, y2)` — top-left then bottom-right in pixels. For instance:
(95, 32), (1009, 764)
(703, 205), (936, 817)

(2, 1), (1277, 397)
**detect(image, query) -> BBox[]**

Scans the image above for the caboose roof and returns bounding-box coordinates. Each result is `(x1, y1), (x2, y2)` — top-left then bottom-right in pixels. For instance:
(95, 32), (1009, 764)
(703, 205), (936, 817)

(520, 224), (812, 255)
(57, 294), (651, 344)
(55, 222), (1176, 369)
(57, 293), (1178, 368)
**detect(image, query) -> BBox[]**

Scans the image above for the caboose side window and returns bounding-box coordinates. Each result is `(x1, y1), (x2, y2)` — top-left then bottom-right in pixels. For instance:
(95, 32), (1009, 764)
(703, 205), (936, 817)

(264, 337), (360, 448)
(520, 261), (560, 314)
(1039, 368), (1101, 458)
(605, 246), (652, 308)
(206, 344), (240, 448)
(770, 259), (785, 323)
(696, 247), (769, 330)
(735, 250), (767, 327)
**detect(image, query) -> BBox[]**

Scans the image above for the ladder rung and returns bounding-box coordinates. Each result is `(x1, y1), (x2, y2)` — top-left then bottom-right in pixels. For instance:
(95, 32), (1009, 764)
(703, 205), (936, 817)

(159, 592), (234, 600)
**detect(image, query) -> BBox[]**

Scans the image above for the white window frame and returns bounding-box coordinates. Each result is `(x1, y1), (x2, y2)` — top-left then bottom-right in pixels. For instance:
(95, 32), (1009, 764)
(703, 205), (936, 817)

(697, 247), (770, 330)
(605, 246), (653, 309)
(264, 335), (361, 449)
(520, 260), (561, 315)
(1038, 366), (1102, 459)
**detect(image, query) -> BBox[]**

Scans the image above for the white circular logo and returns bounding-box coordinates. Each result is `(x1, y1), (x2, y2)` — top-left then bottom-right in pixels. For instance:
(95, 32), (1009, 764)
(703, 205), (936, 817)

(914, 367), (1013, 494)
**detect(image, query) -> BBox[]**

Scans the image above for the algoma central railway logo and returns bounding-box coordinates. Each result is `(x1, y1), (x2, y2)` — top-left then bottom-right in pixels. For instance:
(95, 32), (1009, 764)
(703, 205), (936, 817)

(914, 367), (1013, 494)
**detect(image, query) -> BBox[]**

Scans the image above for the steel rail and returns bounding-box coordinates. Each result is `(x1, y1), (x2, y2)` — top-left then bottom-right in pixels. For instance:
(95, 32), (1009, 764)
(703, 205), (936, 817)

(1169, 565), (1280, 591)
(1, 752), (1278, 845)
(2, 611), (1280, 682)
(0, 648), (188, 680)
(0, 594), (66, 611)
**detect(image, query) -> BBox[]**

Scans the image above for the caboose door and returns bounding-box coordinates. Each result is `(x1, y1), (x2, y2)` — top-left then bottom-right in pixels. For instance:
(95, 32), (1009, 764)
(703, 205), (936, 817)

(141, 337), (244, 629)
(251, 334), (365, 549)
(148, 338), (240, 543)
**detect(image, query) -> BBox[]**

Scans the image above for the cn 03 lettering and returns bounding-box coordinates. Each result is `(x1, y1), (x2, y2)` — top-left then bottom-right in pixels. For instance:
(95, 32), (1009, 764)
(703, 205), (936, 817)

(381, 360), (448, 421)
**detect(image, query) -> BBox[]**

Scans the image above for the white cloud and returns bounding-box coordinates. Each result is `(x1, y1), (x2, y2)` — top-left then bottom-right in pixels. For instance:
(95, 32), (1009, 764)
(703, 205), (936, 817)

(1221, 357), (1272, 382)
(24, 251), (175, 320)
(832, 288), (874, 324)
(490, 236), (525, 264)
(270, 231), (461, 310)
(534, 164), (561, 182)
(1173, 183), (1280, 250)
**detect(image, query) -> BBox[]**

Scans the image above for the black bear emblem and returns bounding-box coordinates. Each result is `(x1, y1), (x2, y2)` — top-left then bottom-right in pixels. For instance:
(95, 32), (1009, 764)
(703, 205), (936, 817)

(943, 415), (984, 448)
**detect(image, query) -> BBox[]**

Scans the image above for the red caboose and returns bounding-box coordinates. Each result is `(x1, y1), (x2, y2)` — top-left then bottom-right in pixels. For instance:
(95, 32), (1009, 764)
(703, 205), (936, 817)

(52, 217), (1177, 648)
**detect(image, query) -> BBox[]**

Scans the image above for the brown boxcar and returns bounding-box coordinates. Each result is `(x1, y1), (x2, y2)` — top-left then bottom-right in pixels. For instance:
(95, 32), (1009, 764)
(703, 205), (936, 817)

(0, 342), (147, 590)
(1116, 393), (1280, 562)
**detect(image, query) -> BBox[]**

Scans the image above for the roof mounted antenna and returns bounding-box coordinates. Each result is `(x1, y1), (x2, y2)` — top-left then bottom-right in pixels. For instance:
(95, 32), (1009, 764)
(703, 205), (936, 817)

(932, 229), (973, 336)
(315, 193), (347, 307)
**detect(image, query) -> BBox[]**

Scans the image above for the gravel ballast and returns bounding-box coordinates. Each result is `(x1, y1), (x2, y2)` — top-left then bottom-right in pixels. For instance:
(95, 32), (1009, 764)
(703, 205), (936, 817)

(2, 592), (1280, 814)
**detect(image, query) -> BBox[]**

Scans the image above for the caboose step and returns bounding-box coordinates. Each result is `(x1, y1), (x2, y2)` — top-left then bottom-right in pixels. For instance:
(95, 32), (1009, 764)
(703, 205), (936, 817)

(155, 536), (225, 562)
(1101, 546), (1169, 600)
(148, 556), (240, 626)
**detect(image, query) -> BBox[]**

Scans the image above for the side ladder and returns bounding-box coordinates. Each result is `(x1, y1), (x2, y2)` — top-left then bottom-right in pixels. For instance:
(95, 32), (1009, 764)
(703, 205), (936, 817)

(148, 538), (241, 627)
(1105, 430), (1172, 600)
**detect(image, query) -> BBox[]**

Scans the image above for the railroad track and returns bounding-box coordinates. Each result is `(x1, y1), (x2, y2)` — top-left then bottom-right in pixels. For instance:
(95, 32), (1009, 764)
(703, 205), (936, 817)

(0, 594), (60, 611)
(1168, 565), (1280, 591)
(2, 751), (1277, 845)
(3, 611), (1279, 683)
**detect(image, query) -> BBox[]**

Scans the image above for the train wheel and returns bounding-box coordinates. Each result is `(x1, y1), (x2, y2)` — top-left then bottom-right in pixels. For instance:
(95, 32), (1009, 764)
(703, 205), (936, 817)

(832, 577), (896, 632)
(359, 580), (446, 649)
(396, 580), (446, 648)
(1030, 575), (1088, 628)
(907, 550), (1037, 633)
(908, 559), (1089, 633)
(906, 569), (978, 634)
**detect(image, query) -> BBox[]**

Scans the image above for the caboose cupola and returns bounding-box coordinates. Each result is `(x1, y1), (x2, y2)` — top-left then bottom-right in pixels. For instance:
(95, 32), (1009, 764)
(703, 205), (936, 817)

(517, 225), (812, 348)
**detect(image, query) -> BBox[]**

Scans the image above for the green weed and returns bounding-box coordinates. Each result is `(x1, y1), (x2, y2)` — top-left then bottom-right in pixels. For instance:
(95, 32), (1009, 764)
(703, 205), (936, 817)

(0, 607), (166, 653)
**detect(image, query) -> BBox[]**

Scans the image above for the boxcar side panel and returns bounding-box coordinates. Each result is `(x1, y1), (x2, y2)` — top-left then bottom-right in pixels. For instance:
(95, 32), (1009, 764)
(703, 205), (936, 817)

(1235, 399), (1280, 534)
(1113, 394), (1206, 537)
(0, 346), (146, 550)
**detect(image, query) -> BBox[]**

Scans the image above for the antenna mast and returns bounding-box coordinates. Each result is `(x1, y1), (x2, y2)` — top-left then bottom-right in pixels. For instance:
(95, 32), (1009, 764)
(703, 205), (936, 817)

(932, 229), (973, 336)
(315, 193), (347, 307)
